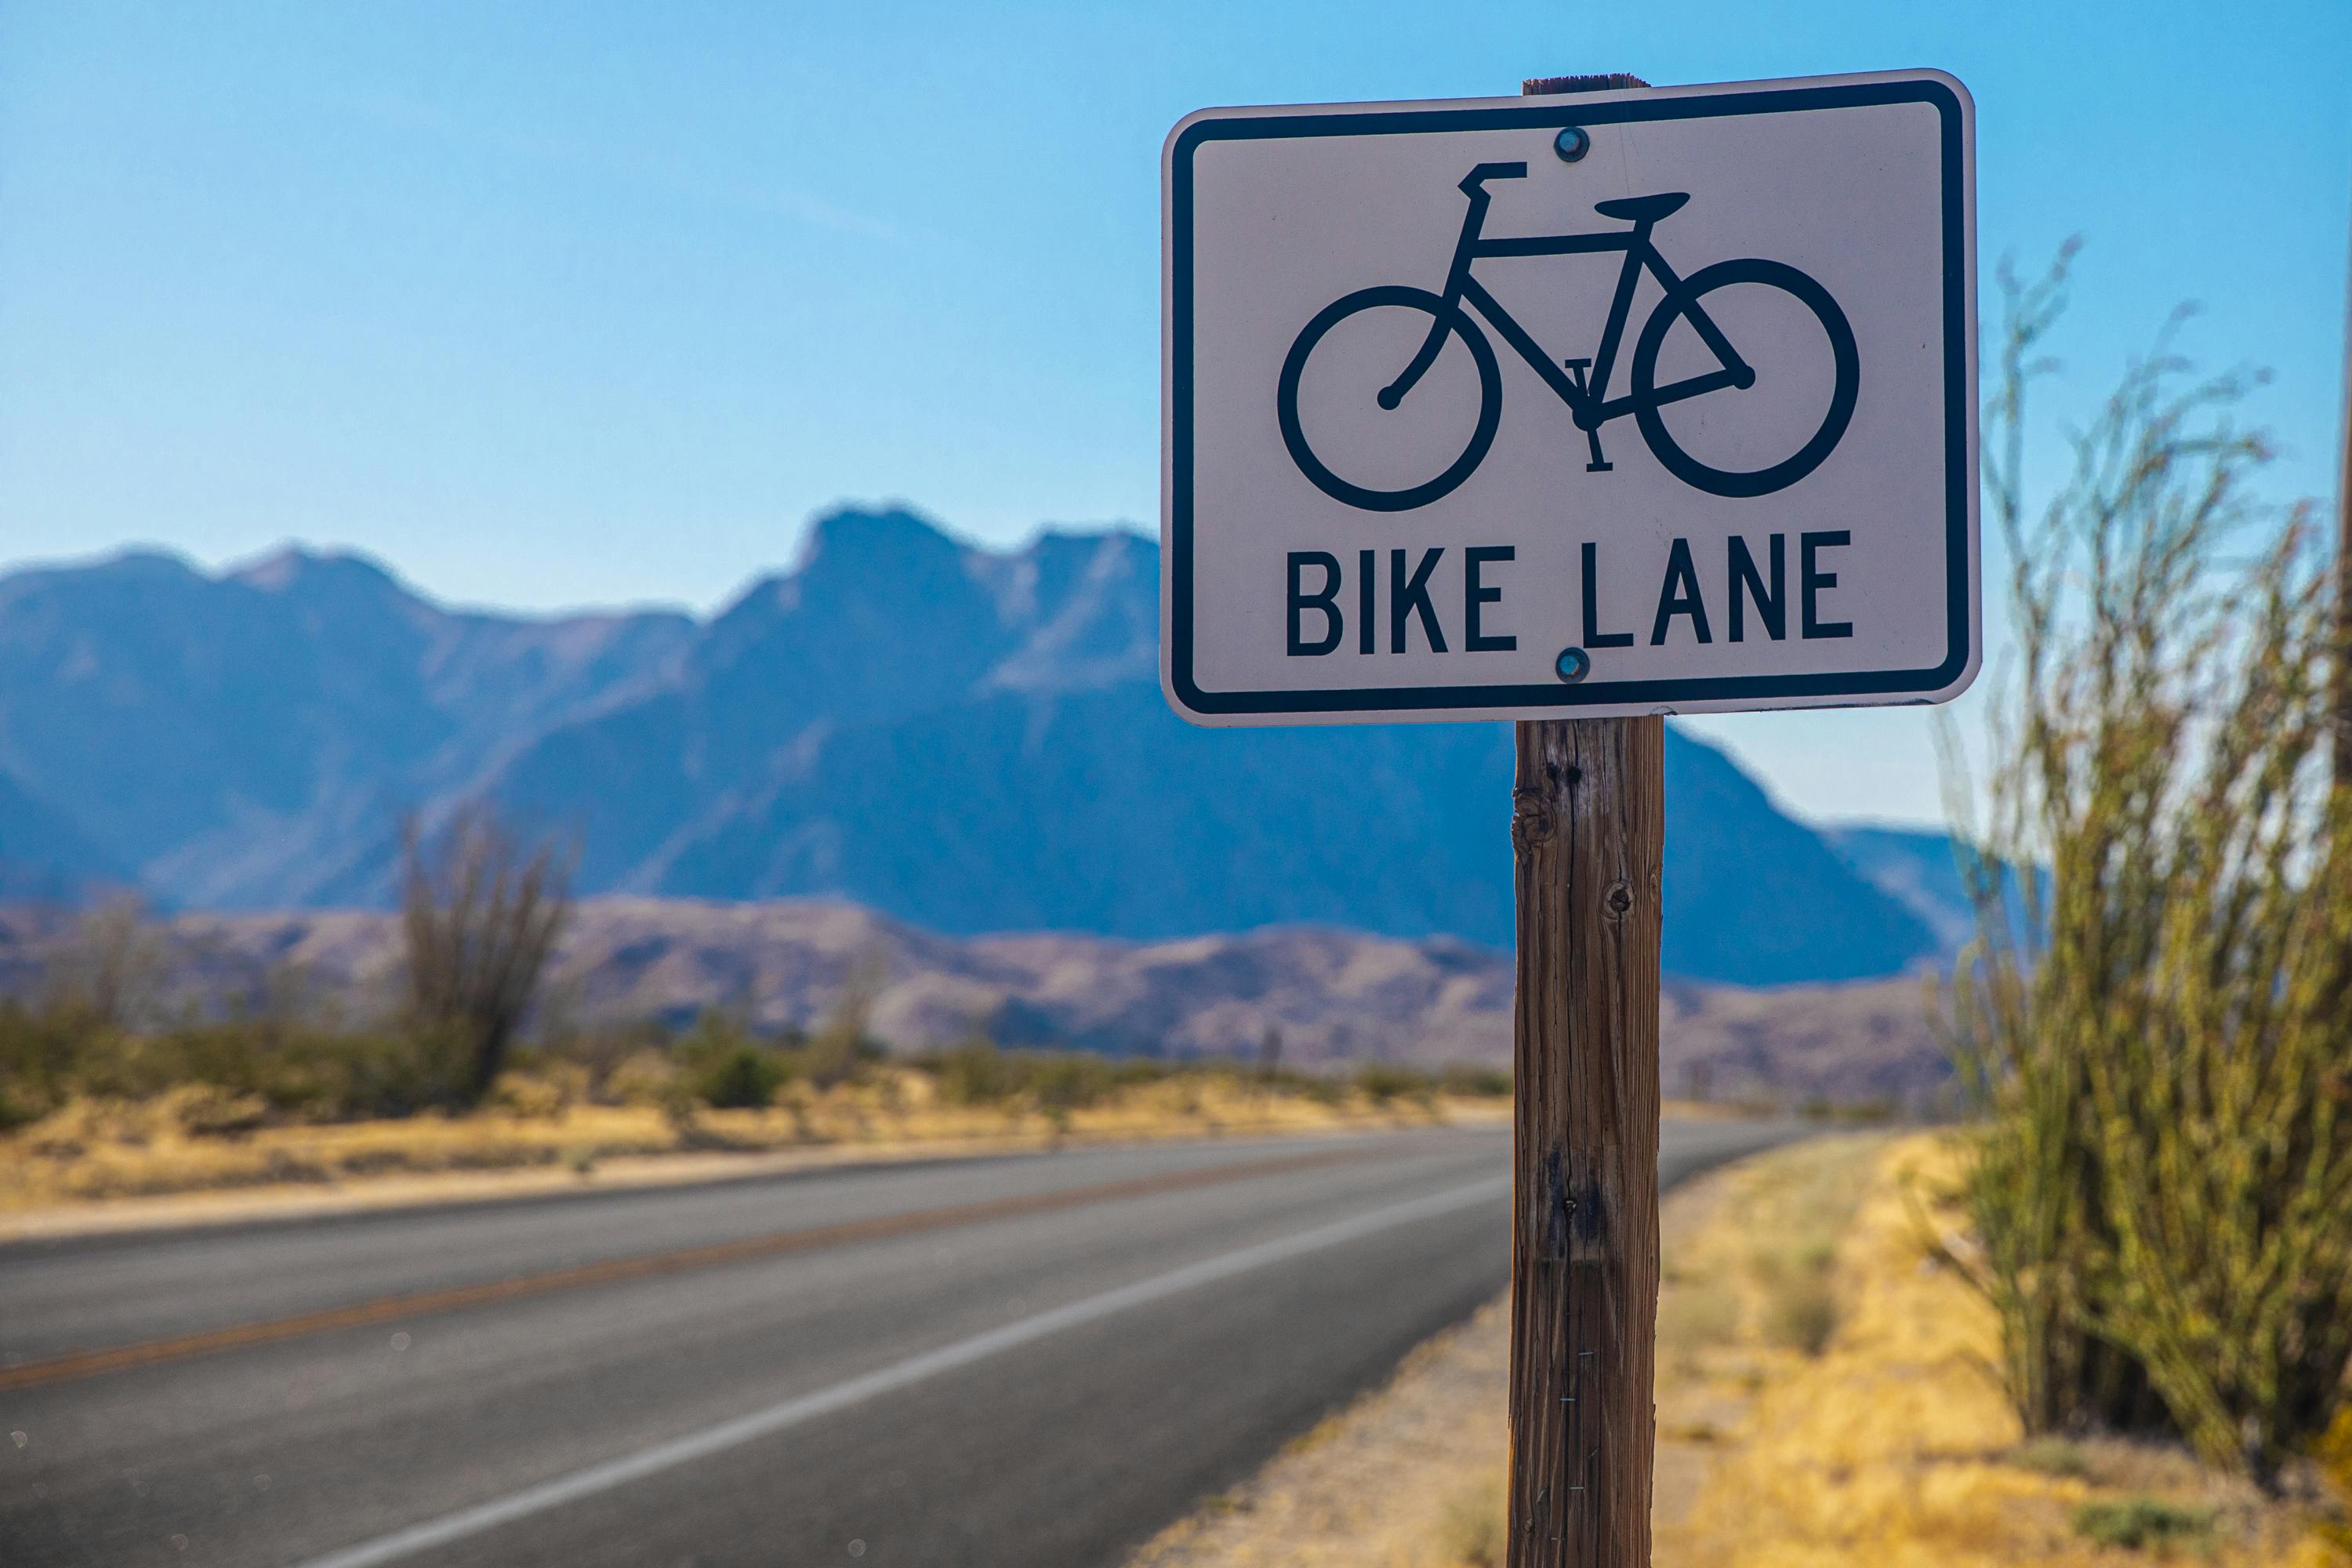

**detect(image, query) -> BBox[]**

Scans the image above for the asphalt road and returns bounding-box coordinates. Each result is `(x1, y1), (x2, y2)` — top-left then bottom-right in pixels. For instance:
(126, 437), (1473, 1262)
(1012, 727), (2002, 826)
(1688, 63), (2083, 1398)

(0, 1119), (1799, 1568)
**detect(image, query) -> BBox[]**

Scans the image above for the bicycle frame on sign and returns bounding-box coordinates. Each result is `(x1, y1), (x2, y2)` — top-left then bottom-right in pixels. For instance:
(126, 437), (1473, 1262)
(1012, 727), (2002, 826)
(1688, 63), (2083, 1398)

(1388, 162), (1749, 430)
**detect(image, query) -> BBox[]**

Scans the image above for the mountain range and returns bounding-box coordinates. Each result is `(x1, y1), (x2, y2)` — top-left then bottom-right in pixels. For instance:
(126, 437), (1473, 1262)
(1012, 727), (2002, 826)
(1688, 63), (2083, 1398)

(0, 506), (1960, 987)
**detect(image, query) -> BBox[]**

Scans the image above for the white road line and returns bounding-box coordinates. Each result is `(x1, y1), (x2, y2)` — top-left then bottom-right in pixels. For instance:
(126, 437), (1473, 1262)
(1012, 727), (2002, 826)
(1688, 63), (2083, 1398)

(289, 1173), (1508, 1568)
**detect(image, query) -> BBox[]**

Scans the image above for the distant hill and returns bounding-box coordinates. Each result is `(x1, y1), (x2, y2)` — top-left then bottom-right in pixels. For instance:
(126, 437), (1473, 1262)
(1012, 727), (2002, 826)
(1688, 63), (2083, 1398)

(0, 507), (1940, 985)
(1824, 823), (1974, 953)
(1824, 822), (2052, 961)
(0, 898), (1949, 1104)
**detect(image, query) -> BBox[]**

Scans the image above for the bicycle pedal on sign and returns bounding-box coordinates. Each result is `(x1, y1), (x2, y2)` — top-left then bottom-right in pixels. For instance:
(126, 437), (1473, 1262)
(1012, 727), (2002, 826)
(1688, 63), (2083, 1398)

(1276, 161), (1861, 510)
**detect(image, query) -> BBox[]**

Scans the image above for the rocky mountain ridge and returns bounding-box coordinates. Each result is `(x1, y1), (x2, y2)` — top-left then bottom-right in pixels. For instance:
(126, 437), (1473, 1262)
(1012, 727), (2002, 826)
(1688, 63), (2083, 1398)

(0, 506), (1948, 986)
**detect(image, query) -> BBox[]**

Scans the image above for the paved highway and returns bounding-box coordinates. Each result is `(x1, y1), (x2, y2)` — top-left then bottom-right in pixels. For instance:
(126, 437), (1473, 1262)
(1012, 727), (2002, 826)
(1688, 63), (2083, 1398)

(0, 1120), (1797, 1567)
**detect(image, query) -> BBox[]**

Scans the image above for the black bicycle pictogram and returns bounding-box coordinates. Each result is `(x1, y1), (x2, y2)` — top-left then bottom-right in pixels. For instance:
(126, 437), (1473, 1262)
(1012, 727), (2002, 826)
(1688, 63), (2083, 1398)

(1276, 161), (1860, 510)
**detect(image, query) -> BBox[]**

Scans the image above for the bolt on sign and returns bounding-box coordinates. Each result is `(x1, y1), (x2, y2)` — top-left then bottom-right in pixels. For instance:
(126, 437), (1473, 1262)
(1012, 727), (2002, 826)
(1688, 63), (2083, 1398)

(1160, 71), (1978, 724)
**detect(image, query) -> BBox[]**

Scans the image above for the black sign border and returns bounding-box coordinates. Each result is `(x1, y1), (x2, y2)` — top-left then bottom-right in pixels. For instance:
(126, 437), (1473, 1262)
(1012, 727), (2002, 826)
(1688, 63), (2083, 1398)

(1166, 76), (1973, 718)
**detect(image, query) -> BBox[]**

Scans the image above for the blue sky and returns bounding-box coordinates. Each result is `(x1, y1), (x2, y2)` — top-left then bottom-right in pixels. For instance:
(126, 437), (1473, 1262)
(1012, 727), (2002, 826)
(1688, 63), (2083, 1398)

(1, 1), (2347, 827)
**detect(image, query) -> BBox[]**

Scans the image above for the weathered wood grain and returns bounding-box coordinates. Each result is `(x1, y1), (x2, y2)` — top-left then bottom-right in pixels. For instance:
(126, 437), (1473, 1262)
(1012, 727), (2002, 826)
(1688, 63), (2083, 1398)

(1507, 716), (1664, 1567)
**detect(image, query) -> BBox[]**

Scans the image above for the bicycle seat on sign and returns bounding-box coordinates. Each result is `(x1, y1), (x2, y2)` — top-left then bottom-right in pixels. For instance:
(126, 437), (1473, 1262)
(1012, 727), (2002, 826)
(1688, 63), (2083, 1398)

(1593, 193), (1690, 222)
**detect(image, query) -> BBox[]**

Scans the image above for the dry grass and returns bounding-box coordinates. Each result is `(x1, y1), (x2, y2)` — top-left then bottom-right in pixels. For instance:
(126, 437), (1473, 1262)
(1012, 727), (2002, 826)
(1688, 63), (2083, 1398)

(1658, 1135), (2347, 1568)
(0, 1068), (1501, 1220)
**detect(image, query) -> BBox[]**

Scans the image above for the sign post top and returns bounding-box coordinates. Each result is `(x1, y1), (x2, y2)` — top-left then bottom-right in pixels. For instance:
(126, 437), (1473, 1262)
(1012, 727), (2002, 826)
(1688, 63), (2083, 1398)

(1162, 70), (1976, 727)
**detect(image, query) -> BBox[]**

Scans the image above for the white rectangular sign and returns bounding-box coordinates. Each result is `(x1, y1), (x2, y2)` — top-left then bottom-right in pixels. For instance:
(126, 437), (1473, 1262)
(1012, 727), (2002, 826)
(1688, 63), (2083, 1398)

(1160, 71), (1977, 725)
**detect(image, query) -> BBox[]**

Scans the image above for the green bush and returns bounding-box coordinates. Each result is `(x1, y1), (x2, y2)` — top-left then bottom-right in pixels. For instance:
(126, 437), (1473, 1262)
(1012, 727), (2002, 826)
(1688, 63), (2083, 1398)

(686, 1044), (788, 1109)
(56, 1014), (465, 1121)
(2008, 1438), (2092, 1479)
(931, 1039), (1021, 1105)
(923, 1042), (1138, 1118)
(2071, 1498), (2214, 1552)
(674, 1014), (791, 1109)
(1439, 1063), (1512, 1098)
(1948, 252), (2352, 1483)
(1111, 1057), (1174, 1089)
(0, 1000), (83, 1129)
(1029, 1054), (1115, 1121)
(539, 1016), (672, 1099)
(0, 900), (488, 1126)
(1355, 1063), (1433, 1107)
(1295, 1072), (1350, 1107)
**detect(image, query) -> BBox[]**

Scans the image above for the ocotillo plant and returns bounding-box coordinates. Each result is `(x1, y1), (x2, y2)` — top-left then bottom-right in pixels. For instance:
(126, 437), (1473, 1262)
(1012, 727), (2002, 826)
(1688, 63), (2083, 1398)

(1946, 249), (2352, 1485)
(399, 805), (575, 1105)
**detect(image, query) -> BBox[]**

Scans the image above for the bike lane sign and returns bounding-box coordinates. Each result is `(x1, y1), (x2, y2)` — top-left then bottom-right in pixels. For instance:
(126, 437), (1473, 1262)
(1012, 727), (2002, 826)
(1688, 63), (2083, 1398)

(1160, 70), (1976, 724)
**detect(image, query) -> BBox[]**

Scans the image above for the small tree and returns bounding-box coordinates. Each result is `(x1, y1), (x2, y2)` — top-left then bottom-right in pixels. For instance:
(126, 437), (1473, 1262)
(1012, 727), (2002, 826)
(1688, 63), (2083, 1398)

(1947, 250), (2352, 1483)
(803, 963), (882, 1090)
(42, 895), (163, 1034)
(399, 805), (572, 1104)
(1258, 1025), (1284, 1085)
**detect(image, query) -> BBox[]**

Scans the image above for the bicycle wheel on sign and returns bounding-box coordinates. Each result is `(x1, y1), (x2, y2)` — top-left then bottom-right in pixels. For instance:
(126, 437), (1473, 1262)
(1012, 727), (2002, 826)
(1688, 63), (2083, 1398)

(1276, 285), (1502, 514)
(1629, 259), (1859, 499)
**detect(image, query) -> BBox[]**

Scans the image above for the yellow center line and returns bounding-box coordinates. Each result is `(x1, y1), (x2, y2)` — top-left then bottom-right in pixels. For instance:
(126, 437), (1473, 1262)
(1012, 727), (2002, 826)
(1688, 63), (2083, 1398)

(0, 1142), (1395, 1395)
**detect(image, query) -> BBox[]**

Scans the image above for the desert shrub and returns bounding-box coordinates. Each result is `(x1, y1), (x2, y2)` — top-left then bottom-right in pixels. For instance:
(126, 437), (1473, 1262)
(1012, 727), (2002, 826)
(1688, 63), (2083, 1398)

(2071, 1498), (2215, 1552)
(1754, 1242), (1839, 1356)
(1355, 1063), (1433, 1107)
(604, 1047), (681, 1106)
(280, 1023), (468, 1120)
(1947, 252), (2352, 1482)
(920, 1042), (1129, 1118)
(0, 899), (474, 1127)
(1029, 1054), (1115, 1122)
(485, 1068), (579, 1120)
(53, 1012), (463, 1122)
(688, 1044), (788, 1110)
(674, 1013), (792, 1109)
(931, 1038), (1020, 1105)
(158, 1083), (270, 1138)
(0, 900), (168, 1127)
(539, 1016), (670, 1101)
(39, 897), (165, 1032)
(2009, 1438), (2093, 1479)
(1731, 1138), (1875, 1359)
(1112, 1057), (1174, 1088)
(1440, 1063), (1512, 1098)
(1294, 1072), (1350, 1107)
(0, 1000), (83, 1129)
(399, 804), (572, 1103)
(801, 970), (887, 1090)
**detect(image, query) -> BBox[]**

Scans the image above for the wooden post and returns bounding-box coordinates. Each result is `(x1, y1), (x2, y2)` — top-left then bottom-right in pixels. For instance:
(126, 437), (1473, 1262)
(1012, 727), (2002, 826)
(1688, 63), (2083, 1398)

(1508, 72), (1666, 1568)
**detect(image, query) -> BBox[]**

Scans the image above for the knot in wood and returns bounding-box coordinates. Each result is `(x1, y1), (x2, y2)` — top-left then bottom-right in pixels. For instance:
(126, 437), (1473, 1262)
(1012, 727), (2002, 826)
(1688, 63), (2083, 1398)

(1510, 788), (1553, 854)
(1603, 879), (1634, 920)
